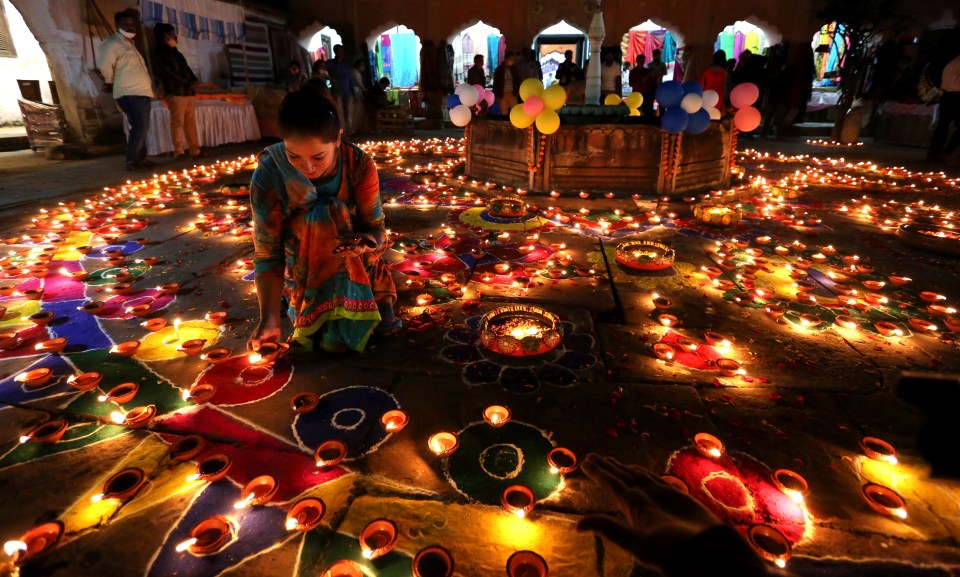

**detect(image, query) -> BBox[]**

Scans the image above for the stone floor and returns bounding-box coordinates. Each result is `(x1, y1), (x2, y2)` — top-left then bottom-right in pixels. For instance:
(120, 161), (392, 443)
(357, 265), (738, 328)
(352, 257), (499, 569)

(0, 133), (959, 577)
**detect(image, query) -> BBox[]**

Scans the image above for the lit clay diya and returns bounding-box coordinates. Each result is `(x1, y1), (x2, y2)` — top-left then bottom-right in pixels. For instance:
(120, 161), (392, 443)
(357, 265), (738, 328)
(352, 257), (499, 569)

(127, 304), (152, 317)
(614, 240), (675, 271)
(13, 521), (63, 562)
(234, 475), (278, 508)
(314, 440), (347, 468)
(703, 331), (729, 347)
(799, 313), (822, 328)
(185, 383), (217, 403)
(862, 483), (907, 519)
(101, 382), (139, 404)
(701, 266), (722, 279)
(359, 518), (399, 559)
(178, 339), (207, 355)
(483, 405), (511, 427)
(547, 447), (578, 474)
(141, 318), (167, 332)
(856, 264), (876, 275)
(68, 371), (102, 391)
(121, 405), (156, 428)
(200, 347), (231, 364)
(381, 409), (409, 432)
(658, 314), (678, 327)
(653, 343), (676, 360)
(291, 392), (320, 414)
(888, 275), (911, 286)
(18, 368), (53, 388)
(796, 293), (817, 306)
(95, 468), (146, 501)
(428, 432), (459, 457)
(70, 271), (89, 281)
(0, 332), (20, 350)
(715, 358), (741, 376)
(502, 484), (536, 518)
(874, 321), (903, 337)
(193, 454), (232, 482)
(772, 469), (809, 503)
(0, 284), (17, 296)
(204, 311), (227, 325)
(29, 311), (55, 326)
(250, 342), (280, 364)
(862, 280), (886, 291)
(747, 524), (791, 569)
(320, 561), (363, 577)
(181, 516), (232, 555)
(170, 435), (206, 462)
(908, 318), (938, 334)
(652, 297), (673, 310)
(35, 337), (68, 354)
(23, 288), (44, 300)
(945, 317), (960, 332)
(860, 436), (898, 465)
(81, 301), (105, 314)
(694, 432), (725, 458)
(660, 474), (690, 494)
(286, 498), (326, 531)
(413, 546), (455, 577)
(507, 551), (548, 577)
(676, 336), (699, 353)
(20, 419), (68, 443)
(764, 304), (785, 320)
(835, 315), (860, 330)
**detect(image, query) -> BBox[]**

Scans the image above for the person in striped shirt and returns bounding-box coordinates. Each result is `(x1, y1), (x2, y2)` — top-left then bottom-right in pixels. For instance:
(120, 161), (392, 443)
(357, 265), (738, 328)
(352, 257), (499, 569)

(97, 10), (155, 171)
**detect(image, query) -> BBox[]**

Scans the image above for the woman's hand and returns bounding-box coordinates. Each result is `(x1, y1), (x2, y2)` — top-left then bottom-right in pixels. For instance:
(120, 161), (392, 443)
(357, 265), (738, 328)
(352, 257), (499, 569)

(248, 316), (281, 352)
(332, 235), (375, 257)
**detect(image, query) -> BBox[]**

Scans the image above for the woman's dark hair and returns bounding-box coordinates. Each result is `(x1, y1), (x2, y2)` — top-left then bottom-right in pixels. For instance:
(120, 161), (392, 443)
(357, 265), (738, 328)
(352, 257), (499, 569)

(154, 23), (175, 44)
(713, 49), (727, 67)
(278, 84), (340, 141)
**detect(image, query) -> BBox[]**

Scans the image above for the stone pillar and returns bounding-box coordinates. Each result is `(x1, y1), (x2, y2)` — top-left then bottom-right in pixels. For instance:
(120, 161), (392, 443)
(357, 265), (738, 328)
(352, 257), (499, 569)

(584, 0), (604, 106)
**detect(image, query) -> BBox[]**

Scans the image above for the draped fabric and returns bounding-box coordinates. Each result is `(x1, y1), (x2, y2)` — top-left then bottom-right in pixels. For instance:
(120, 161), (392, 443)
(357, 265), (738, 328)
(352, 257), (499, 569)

(644, 31), (665, 65)
(718, 31), (735, 61)
(662, 33), (678, 64)
(389, 32), (418, 87)
(814, 24), (847, 84)
(487, 35), (501, 76)
(498, 36), (507, 67)
(734, 32), (746, 59)
(380, 34), (392, 83)
(744, 32), (761, 55)
(140, 0), (244, 44)
(626, 30), (647, 66)
(375, 41), (383, 81)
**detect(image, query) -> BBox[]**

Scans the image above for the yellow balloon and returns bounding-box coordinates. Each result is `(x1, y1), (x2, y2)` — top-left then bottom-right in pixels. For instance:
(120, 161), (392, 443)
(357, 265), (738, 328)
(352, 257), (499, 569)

(624, 92), (643, 109)
(519, 78), (544, 101)
(510, 104), (535, 129)
(535, 109), (561, 135)
(542, 84), (567, 110)
(604, 93), (622, 106)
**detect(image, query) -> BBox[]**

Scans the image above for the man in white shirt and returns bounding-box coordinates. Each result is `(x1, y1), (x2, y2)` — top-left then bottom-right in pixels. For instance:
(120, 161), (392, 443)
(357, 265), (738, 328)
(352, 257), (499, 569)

(930, 52), (960, 161)
(97, 10), (156, 170)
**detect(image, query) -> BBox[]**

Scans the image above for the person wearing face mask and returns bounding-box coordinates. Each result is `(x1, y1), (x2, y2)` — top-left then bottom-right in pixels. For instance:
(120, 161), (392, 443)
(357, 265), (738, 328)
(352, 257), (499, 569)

(153, 23), (202, 160)
(97, 10), (156, 171)
(247, 86), (399, 355)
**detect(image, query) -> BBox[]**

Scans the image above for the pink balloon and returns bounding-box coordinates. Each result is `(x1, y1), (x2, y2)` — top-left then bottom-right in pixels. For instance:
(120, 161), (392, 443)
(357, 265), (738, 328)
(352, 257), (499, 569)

(523, 96), (544, 117)
(472, 84), (485, 97)
(484, 91), (495, 106)
(734, 106), (762, 132)
(730, 83), (760, 109)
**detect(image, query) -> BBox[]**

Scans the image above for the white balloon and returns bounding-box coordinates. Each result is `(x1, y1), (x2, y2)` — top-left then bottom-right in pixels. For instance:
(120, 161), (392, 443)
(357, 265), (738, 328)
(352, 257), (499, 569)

(449, 104), (472, 127)
(680, 93), (703, 114)
(702, 90), (720, 109)
(455, 84), (479, 107)
(706, 106), (721, 120)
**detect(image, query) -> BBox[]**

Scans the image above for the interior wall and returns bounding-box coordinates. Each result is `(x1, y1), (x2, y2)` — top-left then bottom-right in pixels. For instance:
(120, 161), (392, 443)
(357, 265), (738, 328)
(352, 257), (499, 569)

(0, 0), (53, 125)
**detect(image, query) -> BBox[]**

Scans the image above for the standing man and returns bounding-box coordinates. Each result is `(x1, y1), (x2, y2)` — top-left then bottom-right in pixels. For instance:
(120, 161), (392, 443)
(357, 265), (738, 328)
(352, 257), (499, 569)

(98, 10), (155, 170)
(629, 55), (656, 117)
(647, 49), (667, 85)
(556, 50), (577, 87)
(600, 49), (622, 102)
(493, 51), (520, 114)
(326, 45), (357, 135)
(153, 23), (201, 160)
(467, 54), (486, 87)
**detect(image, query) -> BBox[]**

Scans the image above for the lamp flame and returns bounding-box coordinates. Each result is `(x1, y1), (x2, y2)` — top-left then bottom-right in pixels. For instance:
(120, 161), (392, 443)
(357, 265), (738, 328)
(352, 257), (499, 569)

(175, 537), (197, 552)
(233, 493), (256, 509)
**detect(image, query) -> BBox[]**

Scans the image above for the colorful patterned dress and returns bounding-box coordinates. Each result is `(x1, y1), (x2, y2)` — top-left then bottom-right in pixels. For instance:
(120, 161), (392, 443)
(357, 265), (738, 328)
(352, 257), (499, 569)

(250, 141), (396, 352)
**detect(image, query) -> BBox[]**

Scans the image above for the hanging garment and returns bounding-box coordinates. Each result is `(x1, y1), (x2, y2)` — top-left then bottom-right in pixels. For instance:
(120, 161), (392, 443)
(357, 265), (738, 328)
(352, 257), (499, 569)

(644, 31), (665, 64)
(734, 32), (746, 60)
(744, 31), (761, 56)
(389, 32), (418, 87)
(662, 32), (677, 63)
(627, 30), (647, 66)
(380, 34), (392, 83)
(487, 34), (500, 76)
(719, 31), (735, 61)
(498, 36), (506, 67)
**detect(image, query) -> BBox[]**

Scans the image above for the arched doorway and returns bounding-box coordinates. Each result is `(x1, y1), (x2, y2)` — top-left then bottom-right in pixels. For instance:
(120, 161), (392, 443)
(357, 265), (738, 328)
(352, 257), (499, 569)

(813, 22), (849, 87)
(715, 21), (768, 64)
(621, 20), (682, 86)
(0, 0), (53, 127)
(307, 26), (342, 63)
(449, 21), (502, 87)
(534, 20), (588, 86)
(368, 24), (422, 89)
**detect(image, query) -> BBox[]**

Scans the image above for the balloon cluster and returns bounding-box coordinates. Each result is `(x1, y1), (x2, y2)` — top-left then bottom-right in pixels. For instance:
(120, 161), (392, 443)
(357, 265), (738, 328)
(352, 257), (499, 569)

(729, 83), (761, 132)
(447, 83), (495, 127)
(509, 78), (567, 135)
(654, 81), (718, 135)
(604, 92), (644, 116)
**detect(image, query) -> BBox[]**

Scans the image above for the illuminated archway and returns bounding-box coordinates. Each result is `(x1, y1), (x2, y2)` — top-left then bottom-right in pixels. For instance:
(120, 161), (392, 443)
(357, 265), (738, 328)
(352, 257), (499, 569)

(715, 21), (769, 64)
(448, 20), (503, 87)
(534, 20), (588, 86)
(812, 22), (849, 87)
(306, 26), (343, 63)
(367, 23), (422, 89)
(621, 19), (685, 87)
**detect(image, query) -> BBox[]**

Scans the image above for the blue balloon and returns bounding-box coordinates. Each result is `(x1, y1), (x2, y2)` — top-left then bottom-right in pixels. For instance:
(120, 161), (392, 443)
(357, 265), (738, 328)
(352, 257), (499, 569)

(655, 81), (684, 109)
(446, 94), (461, 108)
(686, 108), (711, 134)
(682, 81), (704, 96)
(662, 107), (689, 134)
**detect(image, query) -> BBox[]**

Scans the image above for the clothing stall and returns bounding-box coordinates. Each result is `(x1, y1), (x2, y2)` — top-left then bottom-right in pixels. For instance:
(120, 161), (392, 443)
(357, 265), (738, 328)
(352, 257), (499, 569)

(813, 23), (848, 86)
(714, 22), (767, 62)
(621, 26), (678, 81)
(451, 22), (504, 86)
(372, 27), (421, 88)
